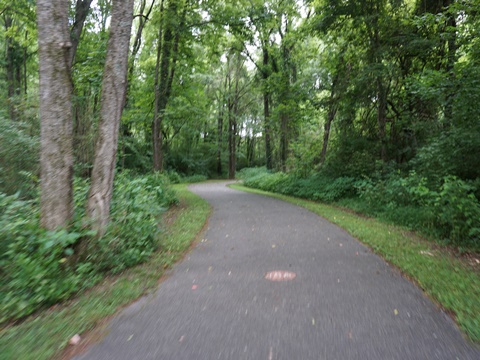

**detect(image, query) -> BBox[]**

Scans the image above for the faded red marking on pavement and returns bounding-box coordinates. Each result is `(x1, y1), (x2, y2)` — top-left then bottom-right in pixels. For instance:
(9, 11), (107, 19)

(265, 271), (296, 281)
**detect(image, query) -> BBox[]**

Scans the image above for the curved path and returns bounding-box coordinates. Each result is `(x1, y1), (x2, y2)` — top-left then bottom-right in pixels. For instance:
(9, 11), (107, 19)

(75, 182), (480, 360)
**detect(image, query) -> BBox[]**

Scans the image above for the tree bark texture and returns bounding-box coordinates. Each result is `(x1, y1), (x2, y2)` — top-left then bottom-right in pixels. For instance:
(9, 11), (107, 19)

(87, 0), (134, 235)
(37, 0), (74, 230)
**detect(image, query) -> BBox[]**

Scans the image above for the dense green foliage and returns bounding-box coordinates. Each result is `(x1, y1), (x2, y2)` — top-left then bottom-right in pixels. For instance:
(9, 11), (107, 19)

(1, 0), (479, 331)
(0, 185), (210, 360)
(241, 167), (480, 250)
(0, 172), (177, 323)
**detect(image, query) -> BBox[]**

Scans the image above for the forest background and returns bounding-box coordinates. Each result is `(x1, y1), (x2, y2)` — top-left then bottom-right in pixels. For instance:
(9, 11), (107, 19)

(0, 0), (479, 333)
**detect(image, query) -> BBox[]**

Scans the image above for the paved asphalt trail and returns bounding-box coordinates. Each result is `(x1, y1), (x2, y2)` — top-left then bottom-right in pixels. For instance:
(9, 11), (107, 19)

(74, 182), (480, 360)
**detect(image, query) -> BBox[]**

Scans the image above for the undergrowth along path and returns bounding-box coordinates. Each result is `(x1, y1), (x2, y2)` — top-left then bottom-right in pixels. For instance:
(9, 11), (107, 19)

(0, 185), (210, 360)
(74, 181), (480, 360)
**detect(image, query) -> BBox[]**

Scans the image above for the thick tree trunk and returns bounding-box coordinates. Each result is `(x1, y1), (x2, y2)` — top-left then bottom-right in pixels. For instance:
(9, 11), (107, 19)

(87, 0), (134, 235)
(37, 0), (74, 230)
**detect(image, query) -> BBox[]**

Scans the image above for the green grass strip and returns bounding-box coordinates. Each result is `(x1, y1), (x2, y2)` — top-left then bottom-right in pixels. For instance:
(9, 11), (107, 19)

(230, 184), (480, 342)
(0, 184), (210, 360)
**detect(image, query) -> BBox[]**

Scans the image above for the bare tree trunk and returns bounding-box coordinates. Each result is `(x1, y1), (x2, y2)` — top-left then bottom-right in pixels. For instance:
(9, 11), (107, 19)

(37, 0), (74, 230)
(87, 0), (134, 235)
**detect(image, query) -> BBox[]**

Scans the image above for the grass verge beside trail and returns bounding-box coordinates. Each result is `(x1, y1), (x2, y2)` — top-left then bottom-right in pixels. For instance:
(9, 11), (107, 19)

(0, 184), (210, 360)
(230, 184), (480, 343)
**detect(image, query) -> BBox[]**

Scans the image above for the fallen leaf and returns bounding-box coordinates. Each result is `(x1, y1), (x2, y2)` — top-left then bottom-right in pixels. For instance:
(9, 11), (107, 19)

(420, 250), (434, 257)
(69, 334), (81, 346)
(271, 244), (276, 248)
(127, 335), (134, 341)
(312, 318), (315, 326)
(394, 309), (398, 315)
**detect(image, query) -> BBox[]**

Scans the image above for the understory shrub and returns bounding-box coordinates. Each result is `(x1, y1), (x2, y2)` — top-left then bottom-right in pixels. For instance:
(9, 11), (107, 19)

(357, 173), (480, 248)
(0, 117), (39, 198)
(163, 170), (207, 184)
(242, 168), (357, 202)
(0, 172), (178, 323)
(242, 168), (480, 250)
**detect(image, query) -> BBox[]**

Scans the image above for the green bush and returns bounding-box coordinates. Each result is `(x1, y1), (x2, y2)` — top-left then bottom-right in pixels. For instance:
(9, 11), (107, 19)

(356, 173), (480, 249)
(242, 168), (357, 203)
(0, 117), (39, 198)
(0, 172), (178, 323)
(242, 167), (479, 250)
(236, 167), (269, 180)
(182, 174), (208, 183)
(0, 193), (96, 322)
(433, 176), (480, 248)
(164, 170), (182, 184)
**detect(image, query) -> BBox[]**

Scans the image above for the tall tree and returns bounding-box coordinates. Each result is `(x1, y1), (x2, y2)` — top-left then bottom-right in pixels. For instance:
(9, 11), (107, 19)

(87, 0), (135, 234)
(37, 0), (74, 230)
(153, 0), (187, 171)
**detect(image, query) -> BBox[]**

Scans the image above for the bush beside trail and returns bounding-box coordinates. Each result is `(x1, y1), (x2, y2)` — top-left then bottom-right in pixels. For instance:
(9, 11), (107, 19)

(0, 172), (178, 323)
(239, 167), (480, 251)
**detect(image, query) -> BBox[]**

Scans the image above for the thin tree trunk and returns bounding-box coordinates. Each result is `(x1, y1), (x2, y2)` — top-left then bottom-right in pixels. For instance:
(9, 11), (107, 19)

(126, 0), (155, 106)
(37, 0), (74, 230)
(320, 104), (337, 165)
(69, 0), (94, 68)
(4, 16), (16, 120)
(263, 45), (272, 170)
(217, 100), (224, 176)
(23, 31), (28, 95)
(280, 112), (288, 171)
(377, 76), (388, 162)
(87, 0), (134, 235)
(154, 0), (182, 172)
(444, 3), (456, 126)
(153, 0), (164, 171)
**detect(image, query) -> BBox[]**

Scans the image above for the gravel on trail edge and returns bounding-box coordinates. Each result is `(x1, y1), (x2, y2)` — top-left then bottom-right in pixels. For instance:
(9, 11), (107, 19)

(73, 181), (480, 360)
